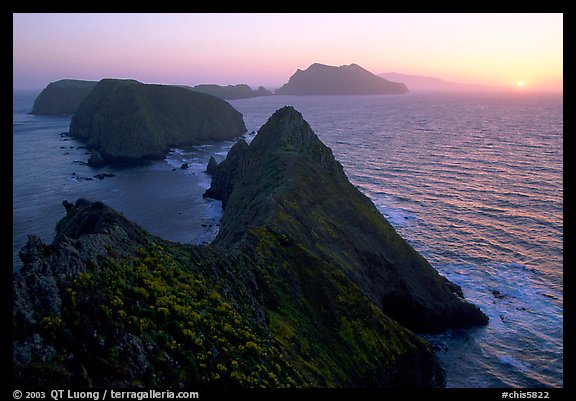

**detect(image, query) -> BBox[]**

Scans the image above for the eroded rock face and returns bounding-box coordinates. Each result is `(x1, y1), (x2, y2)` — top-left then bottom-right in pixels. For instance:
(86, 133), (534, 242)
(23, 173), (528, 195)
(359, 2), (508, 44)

(69, 79), (247, 165)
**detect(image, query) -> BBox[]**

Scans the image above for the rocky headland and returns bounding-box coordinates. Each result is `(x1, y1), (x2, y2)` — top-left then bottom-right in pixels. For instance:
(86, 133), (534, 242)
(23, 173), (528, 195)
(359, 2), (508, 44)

(275, 63), (409, 95)
(30, 79), (97, 115)
(14, 107), (488, 388)
(68, 79), (247, 166)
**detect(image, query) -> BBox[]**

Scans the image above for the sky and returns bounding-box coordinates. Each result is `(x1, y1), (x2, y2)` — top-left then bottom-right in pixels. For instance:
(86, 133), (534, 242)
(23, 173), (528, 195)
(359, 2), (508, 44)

(13, 13), (563, 92)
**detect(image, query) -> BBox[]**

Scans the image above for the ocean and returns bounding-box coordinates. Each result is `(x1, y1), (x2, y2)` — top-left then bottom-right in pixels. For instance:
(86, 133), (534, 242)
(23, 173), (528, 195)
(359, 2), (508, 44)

(12, 90), (563, 388)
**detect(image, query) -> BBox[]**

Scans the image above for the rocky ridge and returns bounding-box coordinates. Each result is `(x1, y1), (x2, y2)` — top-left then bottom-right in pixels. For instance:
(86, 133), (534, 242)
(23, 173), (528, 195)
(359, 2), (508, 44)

(14, 107), (488, 388)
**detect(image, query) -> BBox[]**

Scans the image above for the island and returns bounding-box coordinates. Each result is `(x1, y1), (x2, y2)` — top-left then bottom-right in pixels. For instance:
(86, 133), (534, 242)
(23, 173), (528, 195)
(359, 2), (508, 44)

(14, 106), (487, 388)
(68, 79), (247, 166)
(30, 79), (97, 115)
(189, 83), (273, 99)
(275, 63), (409, 95)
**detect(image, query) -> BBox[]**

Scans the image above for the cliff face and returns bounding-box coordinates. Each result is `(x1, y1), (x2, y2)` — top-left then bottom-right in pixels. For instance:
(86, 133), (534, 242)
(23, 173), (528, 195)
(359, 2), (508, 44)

(69, 79), (246, 164)
(275, 63), (409, 95)
(11, 107), (482, 388)
(190, 84), (273, 100)
(30, 79), (97, 115)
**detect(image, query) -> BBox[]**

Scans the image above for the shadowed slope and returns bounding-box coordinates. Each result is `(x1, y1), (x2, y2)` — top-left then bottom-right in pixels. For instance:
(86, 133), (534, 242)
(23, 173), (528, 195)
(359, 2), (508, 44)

(69, 79), (246, 165)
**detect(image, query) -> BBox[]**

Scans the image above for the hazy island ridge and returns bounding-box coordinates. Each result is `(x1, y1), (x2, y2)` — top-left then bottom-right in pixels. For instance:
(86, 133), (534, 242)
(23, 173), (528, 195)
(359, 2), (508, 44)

(378, 72), (508, 92)
(14, 106), (488, 388)
(27, 63), (524, 116)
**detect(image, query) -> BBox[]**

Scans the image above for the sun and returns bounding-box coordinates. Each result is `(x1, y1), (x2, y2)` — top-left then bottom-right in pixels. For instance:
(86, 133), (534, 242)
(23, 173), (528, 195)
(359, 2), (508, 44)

(517, 81), (526, 88)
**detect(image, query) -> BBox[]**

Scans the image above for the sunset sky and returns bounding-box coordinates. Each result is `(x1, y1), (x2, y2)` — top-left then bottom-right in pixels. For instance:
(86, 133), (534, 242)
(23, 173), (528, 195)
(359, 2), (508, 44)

(13, 13), (563, 92)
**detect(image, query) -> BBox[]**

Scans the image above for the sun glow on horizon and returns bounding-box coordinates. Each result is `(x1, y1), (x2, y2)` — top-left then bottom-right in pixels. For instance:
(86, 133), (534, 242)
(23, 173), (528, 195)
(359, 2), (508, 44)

(12, 13), (563, 92)
(517, 81), (526, 88)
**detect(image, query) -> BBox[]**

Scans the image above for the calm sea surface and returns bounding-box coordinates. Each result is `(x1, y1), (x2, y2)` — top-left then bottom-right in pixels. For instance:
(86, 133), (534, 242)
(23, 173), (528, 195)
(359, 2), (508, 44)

(13, 90), (563, 388)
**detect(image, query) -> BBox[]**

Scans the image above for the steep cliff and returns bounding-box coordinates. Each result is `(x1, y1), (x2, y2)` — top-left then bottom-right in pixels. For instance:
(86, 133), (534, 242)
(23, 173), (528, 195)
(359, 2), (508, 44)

(69, 79), (246, 165)
(30, 79), (97, 115)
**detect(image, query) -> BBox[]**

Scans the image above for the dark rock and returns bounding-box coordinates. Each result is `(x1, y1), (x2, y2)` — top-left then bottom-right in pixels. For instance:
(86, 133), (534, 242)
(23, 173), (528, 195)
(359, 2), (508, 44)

(203, 140), (249, 209)
(205, 156), (218, 175)
(275, 63), (409, 95)
(30, 80), (97, 115)
(69, 79), (247, 165)
(180, 163), (189, 170)
(87, 150), (105, 167)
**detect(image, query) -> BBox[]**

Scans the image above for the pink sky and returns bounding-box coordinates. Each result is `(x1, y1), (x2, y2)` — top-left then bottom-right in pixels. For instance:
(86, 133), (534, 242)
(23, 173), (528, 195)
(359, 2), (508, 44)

(13, 13), (563, 92)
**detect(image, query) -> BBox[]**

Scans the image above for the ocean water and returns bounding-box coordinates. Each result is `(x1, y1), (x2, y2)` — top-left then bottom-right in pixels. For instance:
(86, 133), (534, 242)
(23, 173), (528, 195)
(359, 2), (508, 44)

(12, 90), (563, 388)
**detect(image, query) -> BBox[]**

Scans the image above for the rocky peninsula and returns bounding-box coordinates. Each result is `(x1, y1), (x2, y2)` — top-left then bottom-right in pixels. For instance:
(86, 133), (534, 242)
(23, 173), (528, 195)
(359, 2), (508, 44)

(275, 63), (409, 95)
(14, 107), (487, 388)
(68, 79), (246, 165)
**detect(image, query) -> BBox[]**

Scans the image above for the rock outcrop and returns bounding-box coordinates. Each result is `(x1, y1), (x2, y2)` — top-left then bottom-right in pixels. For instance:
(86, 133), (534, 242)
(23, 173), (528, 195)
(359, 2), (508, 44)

(14, 107), (488, 388)
(30, 79), (97, 115)
(69, 79), (246, 165)
(205, 156), (219, 175)
(275, 63), (409, 95)
(189, 84), (273, 100)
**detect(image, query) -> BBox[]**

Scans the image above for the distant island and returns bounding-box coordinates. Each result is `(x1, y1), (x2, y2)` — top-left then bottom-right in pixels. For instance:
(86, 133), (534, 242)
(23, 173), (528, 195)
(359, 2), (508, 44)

(14, 106), (487, 388)
(69, 79), (246, 166)
(275, 63), (408, 95)
(30, 79), (97, 115)
(188, 83), (273, 99)
(378, 72), (505, 92)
